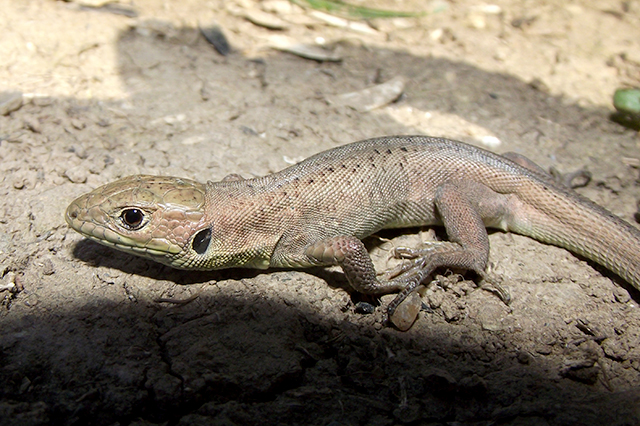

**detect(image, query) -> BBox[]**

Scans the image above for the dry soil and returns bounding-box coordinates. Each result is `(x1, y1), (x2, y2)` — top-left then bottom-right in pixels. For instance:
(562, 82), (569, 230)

(1, 0), (640, 425)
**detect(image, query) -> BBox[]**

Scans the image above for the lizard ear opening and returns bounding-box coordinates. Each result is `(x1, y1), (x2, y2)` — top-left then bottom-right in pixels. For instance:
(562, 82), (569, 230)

(192, 228), (212, 255)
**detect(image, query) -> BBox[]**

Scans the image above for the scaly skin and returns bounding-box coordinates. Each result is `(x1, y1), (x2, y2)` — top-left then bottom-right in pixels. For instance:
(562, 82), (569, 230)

(66, 136), (640, 323)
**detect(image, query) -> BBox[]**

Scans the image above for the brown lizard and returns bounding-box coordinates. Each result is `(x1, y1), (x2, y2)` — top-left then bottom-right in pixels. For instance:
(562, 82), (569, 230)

(65, 136), (640, 328)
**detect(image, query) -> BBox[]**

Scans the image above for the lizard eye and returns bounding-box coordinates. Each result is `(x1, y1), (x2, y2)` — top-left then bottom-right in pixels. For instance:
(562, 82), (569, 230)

(120, 208), (145, 230)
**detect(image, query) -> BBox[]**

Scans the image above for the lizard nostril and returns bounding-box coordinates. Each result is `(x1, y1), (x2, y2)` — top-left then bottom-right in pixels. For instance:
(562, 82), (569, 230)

(66, 204), (80, 226)
(192, 228), (212, 255)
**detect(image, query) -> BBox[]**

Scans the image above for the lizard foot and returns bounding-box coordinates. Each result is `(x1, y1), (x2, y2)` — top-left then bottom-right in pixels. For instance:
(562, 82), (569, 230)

(549, 167), (591, 189)
(382, 242), (461, 280)
(383, 264), (510, 330)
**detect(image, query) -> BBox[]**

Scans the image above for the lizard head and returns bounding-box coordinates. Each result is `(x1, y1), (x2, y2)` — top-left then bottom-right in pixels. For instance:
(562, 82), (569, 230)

(65, 175), (211, 269)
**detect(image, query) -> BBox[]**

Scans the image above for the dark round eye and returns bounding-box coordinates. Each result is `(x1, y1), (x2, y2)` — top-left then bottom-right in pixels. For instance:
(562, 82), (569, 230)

(120, 208), (145, 229)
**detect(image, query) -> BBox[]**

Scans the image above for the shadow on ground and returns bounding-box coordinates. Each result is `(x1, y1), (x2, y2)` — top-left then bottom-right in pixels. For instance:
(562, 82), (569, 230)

(3, 287), (640, 426)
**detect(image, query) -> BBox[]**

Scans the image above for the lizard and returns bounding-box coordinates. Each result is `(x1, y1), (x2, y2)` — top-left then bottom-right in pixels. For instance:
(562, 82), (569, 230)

(65, 135), (640, 328)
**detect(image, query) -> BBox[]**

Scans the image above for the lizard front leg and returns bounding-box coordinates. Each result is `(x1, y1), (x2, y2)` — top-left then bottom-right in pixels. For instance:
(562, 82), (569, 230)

(304, 235), (407, 295)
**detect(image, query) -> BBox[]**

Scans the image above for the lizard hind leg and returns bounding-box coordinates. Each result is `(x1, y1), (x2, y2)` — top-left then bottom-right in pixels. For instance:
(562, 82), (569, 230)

(304, 179), (512, 327)
(385, 179), (513, 318)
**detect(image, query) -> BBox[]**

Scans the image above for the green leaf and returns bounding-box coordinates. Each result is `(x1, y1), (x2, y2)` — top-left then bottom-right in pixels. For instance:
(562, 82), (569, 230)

(291, 0), (426, 19)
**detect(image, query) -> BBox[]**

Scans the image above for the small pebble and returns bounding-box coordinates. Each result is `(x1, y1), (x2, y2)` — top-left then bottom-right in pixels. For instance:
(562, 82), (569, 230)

(270, 35), (341, 62)
(74, 0), (112, 6)
(12, 178), (26, 190)
(0, 271), (16, 293)
(426, 287), (444, 308)
(70, 118), (86, 130)
(480, 135), (501, 148)
(42, 259), (55, 276)
(440, 298), (461, 322)
(561, 363), (600, 385)
(200, 82), (213, 101)
(24, 293), (39, 307)
(19, 376), (31, 394)
(0, 91), (23, 116)
(612, 286), (631, 304)
(71, 144), (88, 159)
(393, 403), (421, 423)
(354, 301), (375, 315)
(310, 11), (377, 35)
(389, 291), (422, 331)
(23, 116), (42, 133)
(64, 165), (88, 183)
(535, 345), (553, 355)
(199, 23), (231, 55)
(244, 9), (289, 30)
(329, 76), (406, 112)
(261, 0), (294, 14)
(11, 170), (36, 190)
(30, 95), (54, 107)
(516, 350), (532, 364)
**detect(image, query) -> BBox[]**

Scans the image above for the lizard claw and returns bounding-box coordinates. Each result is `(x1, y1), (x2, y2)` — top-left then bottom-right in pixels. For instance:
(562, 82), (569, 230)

(391, 246), (420, 259)
(381, 258), (420, 280)
(477, 270), (511, 305)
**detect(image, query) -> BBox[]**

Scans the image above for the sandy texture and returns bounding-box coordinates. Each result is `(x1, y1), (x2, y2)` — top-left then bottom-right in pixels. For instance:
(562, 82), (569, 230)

(1, 0), (640, 425)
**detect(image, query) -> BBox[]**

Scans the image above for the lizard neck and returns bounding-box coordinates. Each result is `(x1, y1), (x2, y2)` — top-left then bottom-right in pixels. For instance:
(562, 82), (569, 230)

(200, 178), (291, 270)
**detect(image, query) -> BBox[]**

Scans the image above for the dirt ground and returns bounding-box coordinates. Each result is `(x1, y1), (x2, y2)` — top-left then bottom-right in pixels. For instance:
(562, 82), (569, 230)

(1, 0), (640, 425)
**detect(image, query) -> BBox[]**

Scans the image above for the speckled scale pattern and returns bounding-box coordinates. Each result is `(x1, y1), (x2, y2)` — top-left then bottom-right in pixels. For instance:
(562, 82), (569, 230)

(202, 136), (640, 290)
(66, 136), (640, 295)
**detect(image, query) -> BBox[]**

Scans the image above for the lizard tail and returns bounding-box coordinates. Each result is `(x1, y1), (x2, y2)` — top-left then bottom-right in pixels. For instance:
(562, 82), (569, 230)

(512, 183), (640, 292)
